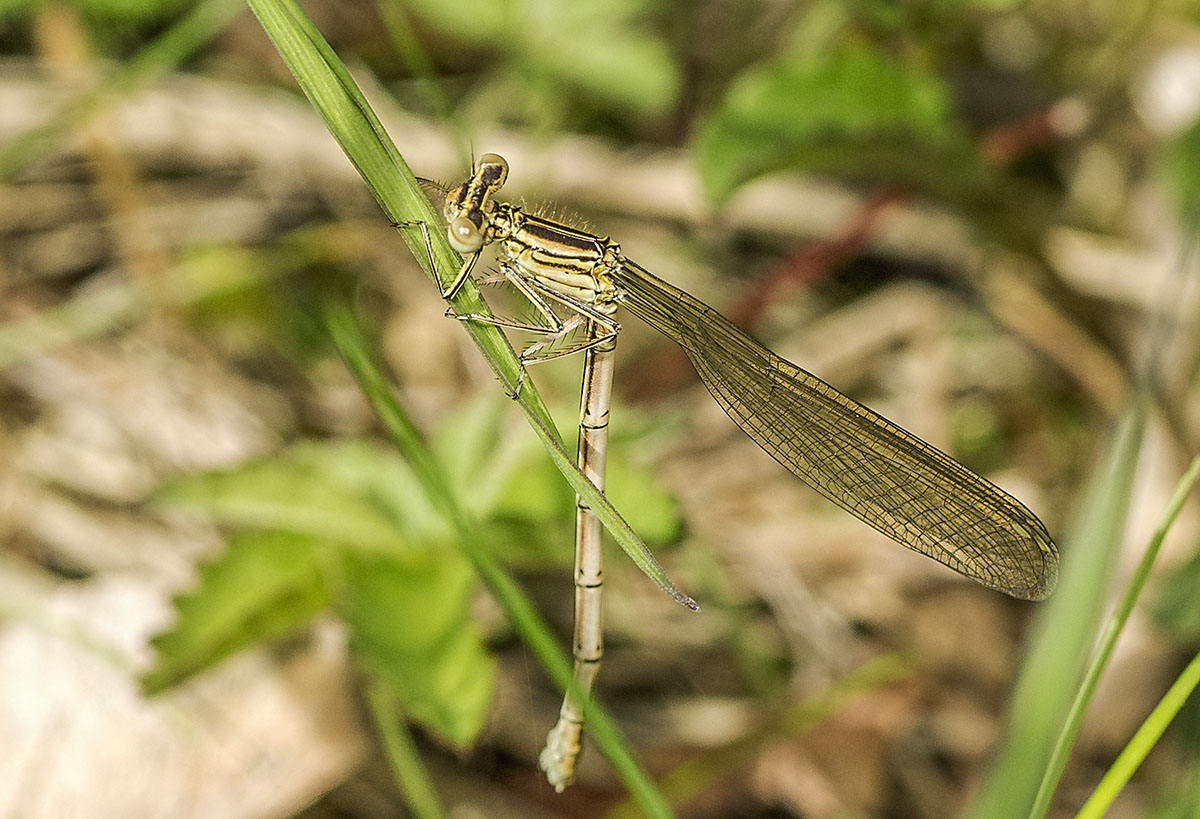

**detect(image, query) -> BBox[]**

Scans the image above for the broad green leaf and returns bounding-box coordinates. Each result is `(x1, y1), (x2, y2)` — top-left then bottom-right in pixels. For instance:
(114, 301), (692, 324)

(142, 530), (328, 693)
(694, 45), (957, 201)
(477, 427), (572, 526)
(76, 0), (194, 26)
(431, 396), (574, 565)
(430, 393), (682, 563)
(154, 439), (448, 551)
(341, 549), (494, 749)
(466, 407), (574, 566)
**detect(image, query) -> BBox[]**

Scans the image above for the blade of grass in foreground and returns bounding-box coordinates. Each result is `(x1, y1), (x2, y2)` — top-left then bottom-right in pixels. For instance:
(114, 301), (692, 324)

(244, 0), (694, 611)
(329, 305), (677, 818)
(1028, 454), (1200, 818)
(1075, 646), (1200, 819)
(367, 681), (446, 819)
(968, 394), (1149, 819)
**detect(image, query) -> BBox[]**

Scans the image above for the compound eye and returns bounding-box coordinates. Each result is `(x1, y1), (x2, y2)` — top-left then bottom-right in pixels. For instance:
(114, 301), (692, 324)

(448, 215), (482, 253)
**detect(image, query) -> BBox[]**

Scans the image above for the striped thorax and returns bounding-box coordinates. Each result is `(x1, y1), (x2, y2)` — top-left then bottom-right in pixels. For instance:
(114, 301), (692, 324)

(441, 154), (620, 316)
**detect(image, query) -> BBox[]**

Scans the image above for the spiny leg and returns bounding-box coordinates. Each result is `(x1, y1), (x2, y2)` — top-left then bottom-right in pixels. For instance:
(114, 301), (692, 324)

(392, 221), (547, 395)
(445, 269), (620, 395)
(391, 218), (480, 300)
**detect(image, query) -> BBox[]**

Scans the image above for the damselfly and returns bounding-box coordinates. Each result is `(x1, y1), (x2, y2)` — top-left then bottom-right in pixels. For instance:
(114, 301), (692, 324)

(400, 153), (1058, 791)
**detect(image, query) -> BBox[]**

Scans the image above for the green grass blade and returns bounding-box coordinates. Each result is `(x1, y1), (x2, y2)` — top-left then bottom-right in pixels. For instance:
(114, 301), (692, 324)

(1029, 454), (1200, 818)
(367, 675), (449, 819)
(967, 394), (1149, 819)
(1075, 648), (1200, 819)
(328, 305), (679, 817)
(246, 0), (694, 609)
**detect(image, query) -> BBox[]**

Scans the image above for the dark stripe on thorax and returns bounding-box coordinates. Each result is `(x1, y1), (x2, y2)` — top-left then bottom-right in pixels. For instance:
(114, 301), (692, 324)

(521, 216), (604, 256)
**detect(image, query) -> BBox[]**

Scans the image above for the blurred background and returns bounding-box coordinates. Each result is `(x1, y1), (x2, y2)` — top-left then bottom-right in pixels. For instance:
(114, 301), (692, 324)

(2, 0), (1200, 817)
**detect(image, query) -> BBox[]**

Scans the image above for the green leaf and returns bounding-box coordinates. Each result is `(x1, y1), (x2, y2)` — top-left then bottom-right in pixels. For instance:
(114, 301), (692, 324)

(154, 439), (448, 551)
(431, 396), (575, 565)
(76, 0), (194, 26)
(483, 429), (573, 523)
(142, 530), (329, 694)
(693, 45), (957, 201)
(340, 549), (495, 749)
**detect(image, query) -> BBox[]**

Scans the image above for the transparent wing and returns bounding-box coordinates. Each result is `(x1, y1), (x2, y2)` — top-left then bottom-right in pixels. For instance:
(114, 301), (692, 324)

(612, 260), (1058, 600)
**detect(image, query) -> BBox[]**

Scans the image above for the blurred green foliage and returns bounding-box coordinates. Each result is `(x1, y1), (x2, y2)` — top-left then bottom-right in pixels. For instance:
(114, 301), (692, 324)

(145, 439), (494, 747)
(9, 0), (1200, 810)
(693, 44), (959, 200)
(398, 0), (679, 120)
(144, 399), (681, 747)
(0, 0), (197, 46)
